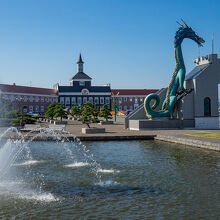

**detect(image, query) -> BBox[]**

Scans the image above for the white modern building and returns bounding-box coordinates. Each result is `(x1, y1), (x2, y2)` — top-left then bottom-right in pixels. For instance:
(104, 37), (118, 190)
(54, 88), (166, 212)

(182, 53), (220, 129)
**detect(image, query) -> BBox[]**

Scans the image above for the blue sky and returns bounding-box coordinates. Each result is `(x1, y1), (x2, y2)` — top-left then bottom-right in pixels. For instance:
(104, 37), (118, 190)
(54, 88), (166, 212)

(0, 0), (219, 89)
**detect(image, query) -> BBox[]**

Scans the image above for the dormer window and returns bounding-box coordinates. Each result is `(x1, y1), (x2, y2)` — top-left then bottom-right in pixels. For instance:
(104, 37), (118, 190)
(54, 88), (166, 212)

(79, 81), (85, 86)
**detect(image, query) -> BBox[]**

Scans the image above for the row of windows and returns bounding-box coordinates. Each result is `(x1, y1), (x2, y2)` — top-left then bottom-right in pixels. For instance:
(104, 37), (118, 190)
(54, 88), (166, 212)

(115, 97), (145, 103)
(2, 94), (58, 103)
(14, 105), (45, 112)
(118, 105), (138, 111)
(60, 97), (110, 105)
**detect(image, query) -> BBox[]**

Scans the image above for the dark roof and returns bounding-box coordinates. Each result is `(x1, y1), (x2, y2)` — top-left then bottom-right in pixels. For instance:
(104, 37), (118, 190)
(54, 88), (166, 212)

(111, 89), (159, 96)
(0, 83), (58, 96)
(71, 72), (92, 80)
(77, 53), (84, 64)
(185, 64), (209, 81)
(59, 85), (111, 93)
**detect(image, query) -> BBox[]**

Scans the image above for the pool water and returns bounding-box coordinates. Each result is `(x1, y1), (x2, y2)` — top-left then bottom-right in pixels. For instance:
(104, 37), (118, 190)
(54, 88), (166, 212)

(0, 140), (220, 219)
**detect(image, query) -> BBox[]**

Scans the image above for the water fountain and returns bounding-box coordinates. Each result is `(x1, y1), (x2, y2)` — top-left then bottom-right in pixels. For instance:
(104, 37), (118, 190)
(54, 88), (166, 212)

(0, 127), (111, 203)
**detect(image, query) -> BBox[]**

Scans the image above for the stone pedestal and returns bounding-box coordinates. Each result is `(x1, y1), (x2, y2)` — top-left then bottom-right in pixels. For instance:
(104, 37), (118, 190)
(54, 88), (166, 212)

(99, 121), (113, 125)
(54, 121), (67, 125)
(82, 128), (105, 134)
(129, 119), (184, 130)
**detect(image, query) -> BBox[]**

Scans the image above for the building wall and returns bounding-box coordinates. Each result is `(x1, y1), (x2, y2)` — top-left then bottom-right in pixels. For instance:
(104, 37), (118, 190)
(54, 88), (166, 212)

(194, 64), (219, 117)
(182, 80), (195, 120)
(195, 117), (219, 129)
(1, 93), (58, 113)
(182, 54), (220, 129)
(112, 95), (146, 111)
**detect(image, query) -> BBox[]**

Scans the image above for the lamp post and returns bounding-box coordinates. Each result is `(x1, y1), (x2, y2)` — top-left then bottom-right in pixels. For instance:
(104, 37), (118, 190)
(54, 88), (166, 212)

(112, 92), (119, 122)
(16, 97), (27, 126)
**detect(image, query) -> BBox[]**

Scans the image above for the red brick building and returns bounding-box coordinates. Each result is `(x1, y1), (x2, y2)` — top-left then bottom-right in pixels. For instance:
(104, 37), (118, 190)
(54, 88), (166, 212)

(0, 83), (58, 114)
(111, 89), (159, 111)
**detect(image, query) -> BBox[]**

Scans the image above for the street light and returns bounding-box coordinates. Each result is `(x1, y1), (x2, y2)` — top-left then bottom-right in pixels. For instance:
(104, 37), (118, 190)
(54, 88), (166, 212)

(111, 92), (119, 122)
(15, 97), (27, 126)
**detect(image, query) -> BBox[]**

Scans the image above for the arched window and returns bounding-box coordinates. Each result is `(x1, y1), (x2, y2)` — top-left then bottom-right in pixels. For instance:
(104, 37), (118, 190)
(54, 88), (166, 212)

(204, 97), (211, 116)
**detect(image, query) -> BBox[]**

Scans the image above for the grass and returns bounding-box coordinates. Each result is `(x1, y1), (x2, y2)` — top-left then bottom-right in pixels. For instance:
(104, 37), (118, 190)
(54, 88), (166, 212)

(186, 132), (220, 139)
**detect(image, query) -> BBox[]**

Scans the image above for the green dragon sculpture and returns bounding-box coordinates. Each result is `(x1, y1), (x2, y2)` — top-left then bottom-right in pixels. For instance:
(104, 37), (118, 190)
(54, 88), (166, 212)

(144, 20), (205, 118)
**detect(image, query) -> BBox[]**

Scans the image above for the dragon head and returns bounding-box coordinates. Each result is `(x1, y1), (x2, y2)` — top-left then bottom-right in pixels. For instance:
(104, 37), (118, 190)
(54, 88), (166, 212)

(175, 19), (205, 47)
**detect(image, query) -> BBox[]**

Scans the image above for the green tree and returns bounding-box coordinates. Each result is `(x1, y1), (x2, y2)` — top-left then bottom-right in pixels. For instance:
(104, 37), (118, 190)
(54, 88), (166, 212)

(54, 103), (67, 121)
(99, 104), (112, 121)
(81, 101), (98, 128)
(0, 97), (11, 118)
(5, 110), (19, 118)
(19, 105), (28, 126)
(45, 103), (56, 119)
(70, 103), (81, 119)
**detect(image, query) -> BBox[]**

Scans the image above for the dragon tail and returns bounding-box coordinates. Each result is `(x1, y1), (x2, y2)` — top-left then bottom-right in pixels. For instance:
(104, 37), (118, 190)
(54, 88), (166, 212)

(144, 93), (170, 118)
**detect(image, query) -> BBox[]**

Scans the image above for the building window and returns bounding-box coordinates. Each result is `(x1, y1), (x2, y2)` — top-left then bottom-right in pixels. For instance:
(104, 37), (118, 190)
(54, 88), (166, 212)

(41, 97), (44, 102)
(129, 97), (133, 102)
(77, 97), (82, 105)
(140, 98), (143, 102)
(94, 97), (99, 104)
(65, 97), (70, 105)
(118, 106), (122, 111)
(134, 105), (138, 109)
(124, 97), (127, 102)
(118, 97), (122, 104)
(71, 97), (76, 104)
(29, 106), (33, 112)
(3, 95), (8, 100)
(89, 97), (93, 103)
(124, 105), (127, 110)
(10, 95), (14, 101)
(30, 96), (33, 102)
(100, 97), (104, 104)
(55, 97), (58, 103)
(204, 97), (211, 116)
(35, 105), (39, 112)
(35, 96), (39, 102)
(23, 96), (27, 102)
(46, 97), (49, 103)
(135, 98), (138, 103)
(79, 81), (85, 86)
(41, 106), (44, 112)
(83, 97), (87, 104)
(105, 97), (110, 104)
(129, 106), (133, 110)
(60, 97), (64, 104)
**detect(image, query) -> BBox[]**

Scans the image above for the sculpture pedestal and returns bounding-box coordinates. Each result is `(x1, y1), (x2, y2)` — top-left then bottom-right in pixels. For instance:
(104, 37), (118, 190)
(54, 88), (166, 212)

(129, 119), (193, 130)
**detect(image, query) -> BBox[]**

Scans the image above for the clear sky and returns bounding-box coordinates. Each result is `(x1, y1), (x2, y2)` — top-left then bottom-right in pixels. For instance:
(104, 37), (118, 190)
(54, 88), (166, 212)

(0, 0), (219, 89)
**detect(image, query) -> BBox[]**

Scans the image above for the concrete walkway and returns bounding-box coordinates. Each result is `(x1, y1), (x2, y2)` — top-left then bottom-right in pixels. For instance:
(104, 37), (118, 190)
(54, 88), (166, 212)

(1, 117), (220, 151)
(65, 118), (220, 150)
